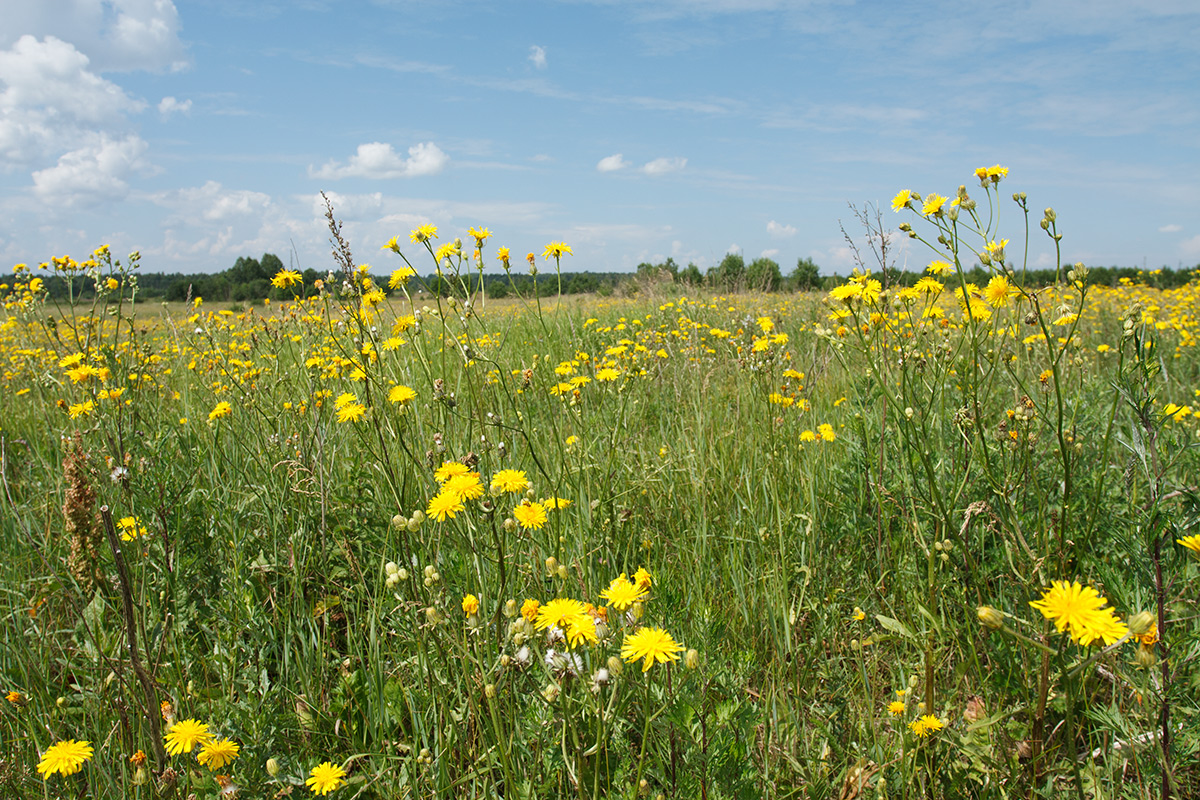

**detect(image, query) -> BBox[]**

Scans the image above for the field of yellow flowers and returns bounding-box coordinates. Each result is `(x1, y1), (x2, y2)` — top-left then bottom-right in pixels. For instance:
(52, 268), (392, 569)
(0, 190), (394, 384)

(2, 172), (1200, 799)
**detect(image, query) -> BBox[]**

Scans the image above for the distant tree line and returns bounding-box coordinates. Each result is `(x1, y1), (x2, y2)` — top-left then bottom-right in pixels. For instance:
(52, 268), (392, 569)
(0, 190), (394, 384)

(27, 251), (1200, 304)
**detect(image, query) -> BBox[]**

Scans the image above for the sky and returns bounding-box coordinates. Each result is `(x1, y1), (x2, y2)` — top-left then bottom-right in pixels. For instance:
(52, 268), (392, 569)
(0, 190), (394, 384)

(1, 0), (1199, 277)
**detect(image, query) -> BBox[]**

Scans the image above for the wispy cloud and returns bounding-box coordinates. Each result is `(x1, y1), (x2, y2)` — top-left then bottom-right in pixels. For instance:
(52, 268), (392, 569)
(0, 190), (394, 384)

(158, 96), (191, 118)
(642, 156), (687, 175)
(1159, 224), (1182, 233)
(528, 45), (547, 69)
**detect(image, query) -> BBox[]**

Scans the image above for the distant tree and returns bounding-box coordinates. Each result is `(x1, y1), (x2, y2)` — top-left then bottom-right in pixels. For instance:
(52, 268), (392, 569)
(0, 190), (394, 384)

(709, 253), (745, 289)
(679, 262), (703, 286)
(791, 257), (821, 291)
(746, 257), (782, 291)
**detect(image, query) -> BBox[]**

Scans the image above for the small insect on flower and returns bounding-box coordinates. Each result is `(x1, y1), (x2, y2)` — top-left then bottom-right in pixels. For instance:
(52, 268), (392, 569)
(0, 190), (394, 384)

(306, 761), (348, 795)
(208, 401), (232, 422)
(37, 739), (94, 779)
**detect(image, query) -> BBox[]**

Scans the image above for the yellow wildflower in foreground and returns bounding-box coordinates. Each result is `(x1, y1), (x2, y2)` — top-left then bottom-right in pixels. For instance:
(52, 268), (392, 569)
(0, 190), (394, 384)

(1178, 534), (1200, 555)
(165, 718), (213, 755)
(306, 761), (348, 795)
(888, 701), (906, 716)
(462, 594), (479, 617)
(535, 598), (588, 631)
(208, 401), (232, 421)
(410, 224), (437, 243)
(520, 598), (540, 623)
(600, 574), (647, 611)
(198, 738), (240, 771)
(891, 189), (913, 211)
(388, 384), (417, 405)
(542, 241), (573, 260)
(37, 739), (94, 779)
(1029, 580), (1128, 646)
(513, 500), (548, 530)
(434, 461), (470, 483)
(490, 469), (529, 494)
(271, 269), (302, 289)
(427, 491), (465, 522)
(909, 715), (944, 738)
(621, 626), (684, 672)
(442, 472), (483, 503)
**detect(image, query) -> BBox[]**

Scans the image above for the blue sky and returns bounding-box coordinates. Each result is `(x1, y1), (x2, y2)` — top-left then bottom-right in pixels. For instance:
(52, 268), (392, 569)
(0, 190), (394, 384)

(2, 0), (1198, 276)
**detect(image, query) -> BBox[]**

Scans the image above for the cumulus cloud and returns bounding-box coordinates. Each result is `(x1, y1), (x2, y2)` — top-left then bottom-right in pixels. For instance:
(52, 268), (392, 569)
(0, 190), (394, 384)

(596, 153), (630, 172)
(760, 248), (780, 258)
(158, 95), (190, 117)
(528, 45), (547, 69)
(31, 133), (148, 206)
(642, 156), (687, 175)
(0, 0), (187, 72)
(1159, 223), (1182, 233)
(310, 142), (449, 180)
(726, 243), (741, 254)
(766, 220), (796, 238)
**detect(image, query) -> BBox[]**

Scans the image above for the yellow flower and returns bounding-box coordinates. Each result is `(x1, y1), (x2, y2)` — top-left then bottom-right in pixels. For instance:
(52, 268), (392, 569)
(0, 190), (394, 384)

(490, 469), (529, 494)
(620, 626), (684, 672)
(564, 614), (598, 647)
(496, 246), (511, 267)
(851, 607), (866, 622)
(198, 738), (240, 771)
(434, 461), (470, 483)
(462, 594), (480, 616)
(442, 473), (484, 503)
(535, 598), (588, 631)
(1029, 580), (1128, 646)
(986, 164), (1008, 183)
(520, 598), (540, 623)
(208, 401), (232, 421)
(165, 719), (214, 755)
(37, 739), (94, 779)
(921, 193), (947, 217)
(271, 269), (303, 289)
(909, 714), (944, 738)
(336, 402), (367, 423)
(1178, 534), (1200, 555)
(467, 226), (492, 247)
(388, 267), (416, 289)
(67, 400), (94, 419)
(426, 490), (465, 522)
(632, 567), (652, 590)
(306, 761), (347, 795)
(983, 275), (1015, 307)
(410, 224), (438, 244)
(887, 700), (906, 716)
(381, 236), (400, 252)
(105, 277), (119, 291)
(891, 189), (914, 211)
(513, 500), (548, 530)
(388, 384), (417, 405)
(600, 574), (647, 611)
(435, 242), (459, 263)
(542, 241), (573, 260)
(926, 260), (952, 276)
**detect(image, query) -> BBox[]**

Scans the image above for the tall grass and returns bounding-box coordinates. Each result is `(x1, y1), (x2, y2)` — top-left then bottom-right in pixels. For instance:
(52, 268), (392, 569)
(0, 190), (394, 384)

(1, 171), (1199, 799)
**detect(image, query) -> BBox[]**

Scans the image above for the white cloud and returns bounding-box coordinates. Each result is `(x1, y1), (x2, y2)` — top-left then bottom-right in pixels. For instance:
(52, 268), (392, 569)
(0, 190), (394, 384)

(1159, 223), (1182, 233)
(760, 248), (779, 258)
(310, 142), (449, 180)
(158, 95), (191, 117)
(642, 156), (687, 175)
(596, 153), (630, 172)
(0, 35), (147, 167)
(766, 220), (796, 238)
(1181, 235), (1200, 259)
(726, 243), (741, 254)
(528, 45), (547, 69)
(0, 0), (187, 72)
(31, 133), (148, 206)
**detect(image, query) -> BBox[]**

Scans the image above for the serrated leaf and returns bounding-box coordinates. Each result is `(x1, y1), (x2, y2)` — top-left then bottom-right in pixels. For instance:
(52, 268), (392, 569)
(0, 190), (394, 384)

(874, 614), (915, 640)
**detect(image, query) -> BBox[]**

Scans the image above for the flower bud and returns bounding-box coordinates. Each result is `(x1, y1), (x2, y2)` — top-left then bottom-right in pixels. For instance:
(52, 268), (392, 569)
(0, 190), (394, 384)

(545, 556), (558, 575)
(1128, 610), (1156, 637)
(607, 655), (624, 677)
(977, 606), (1004, 630)
(1043, 208), (1056, 222)
(503, 599), (518, 618)
(484, 683), (496, 699)
(266, 757), (281, 777)
(685, 648), (701, 670)
(1135, 644), (1158, 669)
(391, 514), (405, 529)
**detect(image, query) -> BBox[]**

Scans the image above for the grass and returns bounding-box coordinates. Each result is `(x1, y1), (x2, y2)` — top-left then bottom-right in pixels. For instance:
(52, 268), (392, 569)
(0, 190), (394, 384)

(1, 175), (1200, 799)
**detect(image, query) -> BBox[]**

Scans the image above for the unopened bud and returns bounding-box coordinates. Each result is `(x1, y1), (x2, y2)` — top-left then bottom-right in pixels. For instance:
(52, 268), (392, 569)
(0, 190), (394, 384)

(977, 606), (1004, 630)
(685, 648), (701, 670)
(484, 683), (496, 699)
(1135, 645), (1158, 669)
(1128, 611), (1155, 637)
(266, 757), (281, 777)
(607, 655), (624, 677)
